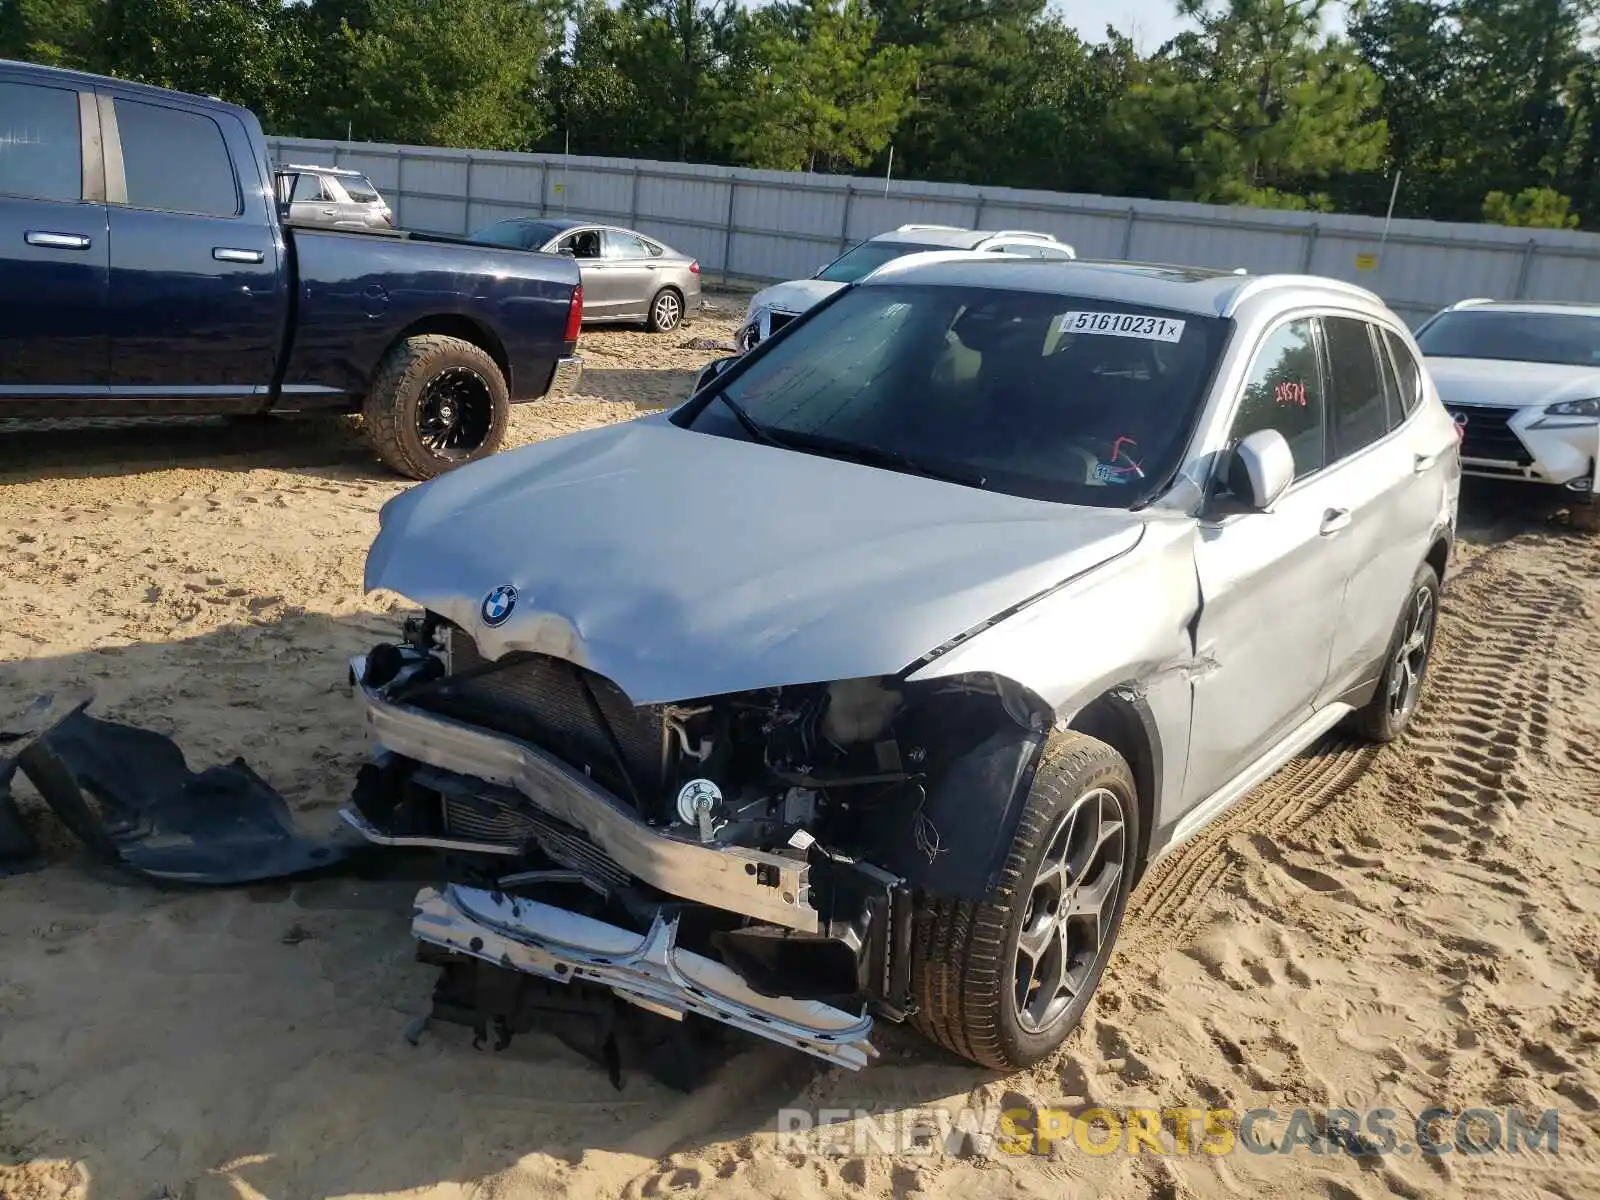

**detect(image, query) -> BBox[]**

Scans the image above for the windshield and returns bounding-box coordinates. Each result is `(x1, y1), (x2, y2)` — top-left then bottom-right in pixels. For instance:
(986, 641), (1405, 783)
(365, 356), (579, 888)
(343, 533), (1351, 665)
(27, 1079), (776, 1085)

(680, 283), (1228, 507)
(816, 241), (946, 284)
(344, 176), (382, 204)
(1417, 309), (1600, 367)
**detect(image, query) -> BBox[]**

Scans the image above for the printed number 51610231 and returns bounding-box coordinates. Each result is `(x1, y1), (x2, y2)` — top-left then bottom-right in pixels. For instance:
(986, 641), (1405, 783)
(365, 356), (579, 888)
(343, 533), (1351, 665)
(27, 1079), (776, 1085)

(1058, 311), (1187, 343)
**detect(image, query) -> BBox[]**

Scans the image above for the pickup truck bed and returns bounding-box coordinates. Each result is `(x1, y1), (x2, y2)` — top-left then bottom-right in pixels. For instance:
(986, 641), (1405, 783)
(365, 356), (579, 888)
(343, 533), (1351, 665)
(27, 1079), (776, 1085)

(0, 60), (583, 479)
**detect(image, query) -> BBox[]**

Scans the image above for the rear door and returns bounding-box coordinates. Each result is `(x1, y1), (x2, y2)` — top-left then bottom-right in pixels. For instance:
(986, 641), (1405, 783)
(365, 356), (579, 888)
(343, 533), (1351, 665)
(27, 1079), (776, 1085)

(0, 75), (109, 397)
(1319, 317), (1446, 697)
(103, 93), (281, 405)
(600, 230), (659, 320)
(1185, 316), (1347, 805)
(286, 170), (341, 228)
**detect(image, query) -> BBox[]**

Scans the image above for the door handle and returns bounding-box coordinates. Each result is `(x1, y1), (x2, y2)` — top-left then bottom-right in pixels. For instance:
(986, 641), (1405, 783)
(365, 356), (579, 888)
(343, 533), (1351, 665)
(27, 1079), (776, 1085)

(213, 247), (264, 264)
(1320, 508), (1352, 535)
(1414, 451), (1439, 473)
(320, 208), (337, 216)
(25, 230), (91, 250)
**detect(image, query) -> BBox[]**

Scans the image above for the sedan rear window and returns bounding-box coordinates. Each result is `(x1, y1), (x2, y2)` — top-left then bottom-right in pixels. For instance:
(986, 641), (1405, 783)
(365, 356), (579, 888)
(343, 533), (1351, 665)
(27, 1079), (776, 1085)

(1417, 309), (1600, 367)
(682, 283), (1227, 507)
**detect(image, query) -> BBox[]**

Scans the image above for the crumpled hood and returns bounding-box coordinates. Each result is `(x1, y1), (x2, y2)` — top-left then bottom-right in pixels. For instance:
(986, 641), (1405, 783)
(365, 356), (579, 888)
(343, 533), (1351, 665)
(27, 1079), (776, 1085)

(743, 278), (844, 323)
(1426, 356), (1600, 409)
(365, 418), (1145, 705)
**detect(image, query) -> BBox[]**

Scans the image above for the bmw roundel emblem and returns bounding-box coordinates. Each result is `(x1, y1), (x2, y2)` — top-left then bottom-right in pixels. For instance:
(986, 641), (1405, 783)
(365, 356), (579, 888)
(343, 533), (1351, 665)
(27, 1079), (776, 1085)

(481, 585), (517, 627)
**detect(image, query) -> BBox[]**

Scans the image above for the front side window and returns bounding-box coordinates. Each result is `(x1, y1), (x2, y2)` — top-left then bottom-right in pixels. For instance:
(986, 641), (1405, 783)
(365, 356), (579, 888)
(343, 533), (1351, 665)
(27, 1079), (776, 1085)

(115, 99), (239, 217)
(816, 240), (945, 283)
(680, 284), (1228, 507)
(0, 81), (82, 203)
(1229, 318), (1326, 480)
(559, 229), (602, 258)
(1416, 309), (1600, 367)
(1323, 316), (1391, 459)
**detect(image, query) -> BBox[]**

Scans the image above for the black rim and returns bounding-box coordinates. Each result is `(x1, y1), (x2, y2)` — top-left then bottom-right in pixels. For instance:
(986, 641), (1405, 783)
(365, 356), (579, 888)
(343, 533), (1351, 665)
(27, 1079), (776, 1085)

(417, 367), (493, 461)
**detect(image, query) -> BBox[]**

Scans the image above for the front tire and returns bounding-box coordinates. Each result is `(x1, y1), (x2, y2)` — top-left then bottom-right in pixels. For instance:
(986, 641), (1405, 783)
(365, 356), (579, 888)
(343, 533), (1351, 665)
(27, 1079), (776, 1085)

(647, 287), (684, 333)
(1350, 562), (1440, 743)
(362, 335), (508, 480)
(910, 731), (1139, 1070)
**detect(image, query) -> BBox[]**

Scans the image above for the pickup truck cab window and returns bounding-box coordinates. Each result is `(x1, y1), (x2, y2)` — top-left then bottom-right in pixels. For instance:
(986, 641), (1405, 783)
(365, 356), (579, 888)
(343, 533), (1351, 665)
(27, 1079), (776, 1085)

(113, 98), (240, 218)
(0, 81), (82, 203)
(1229, 317), (1327, 480)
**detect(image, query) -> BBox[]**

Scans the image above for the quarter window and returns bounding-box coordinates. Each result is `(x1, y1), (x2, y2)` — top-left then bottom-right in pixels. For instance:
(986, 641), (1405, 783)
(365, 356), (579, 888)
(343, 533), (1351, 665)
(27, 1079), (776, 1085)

(1323, 316), (1391, 458)
(0, 81), (82, 203)
(1383, 328), (1423, 417)
(115, 99), (240, 217)
(1229, 318), (1327, 480)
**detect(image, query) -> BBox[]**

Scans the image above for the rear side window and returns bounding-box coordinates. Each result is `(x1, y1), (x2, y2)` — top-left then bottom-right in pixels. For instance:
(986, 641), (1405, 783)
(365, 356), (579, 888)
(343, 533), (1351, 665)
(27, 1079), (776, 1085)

(1323, 317), (1391, 458)
(1230, 318), (1327, 479)
(344, 175), (381, 204)
(115, 99), (240, 217)
(1384, 328), (1423, 417)
(290, 173), (328, 203)
(0, 81), (82, 203)
(605, 231), (651, 259)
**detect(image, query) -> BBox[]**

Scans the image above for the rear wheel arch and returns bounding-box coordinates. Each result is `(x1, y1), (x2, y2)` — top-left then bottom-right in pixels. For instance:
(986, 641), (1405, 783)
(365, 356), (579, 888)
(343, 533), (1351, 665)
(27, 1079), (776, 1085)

(379, 314), (512, 397)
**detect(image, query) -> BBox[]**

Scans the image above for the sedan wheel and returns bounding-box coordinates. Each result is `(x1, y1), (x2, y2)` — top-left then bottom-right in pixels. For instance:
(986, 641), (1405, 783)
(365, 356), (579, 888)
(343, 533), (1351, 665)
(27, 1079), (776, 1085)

(648, 288), (683, 333)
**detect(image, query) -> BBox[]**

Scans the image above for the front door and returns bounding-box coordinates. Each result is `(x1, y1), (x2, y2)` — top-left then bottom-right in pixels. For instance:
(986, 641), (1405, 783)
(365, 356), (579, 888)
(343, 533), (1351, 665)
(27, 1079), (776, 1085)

(0, 76), (109, 398)
(104, 94), (281, 406)
(1185, 316), (1350, 805)
(554, 228), (609, 316)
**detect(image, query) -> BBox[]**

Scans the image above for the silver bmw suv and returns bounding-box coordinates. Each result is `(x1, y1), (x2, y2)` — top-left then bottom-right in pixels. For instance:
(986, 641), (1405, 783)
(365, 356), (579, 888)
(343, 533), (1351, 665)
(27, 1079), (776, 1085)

(346, 258), (1462, 1074)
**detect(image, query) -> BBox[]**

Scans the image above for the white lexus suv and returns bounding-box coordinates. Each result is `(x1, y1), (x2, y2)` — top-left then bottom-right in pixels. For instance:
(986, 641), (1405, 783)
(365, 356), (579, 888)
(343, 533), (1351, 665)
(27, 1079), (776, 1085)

(1416, 299), (1600, 529)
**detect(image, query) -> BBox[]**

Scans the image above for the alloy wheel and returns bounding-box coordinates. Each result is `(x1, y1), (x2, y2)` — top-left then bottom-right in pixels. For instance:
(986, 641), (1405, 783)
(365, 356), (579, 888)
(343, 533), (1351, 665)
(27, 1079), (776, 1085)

(416, 366), (493, 461)
(653, 291), (682, 331)
(1386, 585), (1436, 720)
(1012, 786), (1128, 1034)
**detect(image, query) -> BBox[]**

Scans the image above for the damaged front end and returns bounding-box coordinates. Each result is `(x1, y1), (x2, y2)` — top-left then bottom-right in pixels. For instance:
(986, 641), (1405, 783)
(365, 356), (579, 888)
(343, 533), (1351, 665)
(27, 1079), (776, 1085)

(345, 612), (1052, 1075)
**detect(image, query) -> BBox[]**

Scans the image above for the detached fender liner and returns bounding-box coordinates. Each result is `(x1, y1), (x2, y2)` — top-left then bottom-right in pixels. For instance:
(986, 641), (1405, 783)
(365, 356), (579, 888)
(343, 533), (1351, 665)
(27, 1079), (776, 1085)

(12, 696), (354, 883)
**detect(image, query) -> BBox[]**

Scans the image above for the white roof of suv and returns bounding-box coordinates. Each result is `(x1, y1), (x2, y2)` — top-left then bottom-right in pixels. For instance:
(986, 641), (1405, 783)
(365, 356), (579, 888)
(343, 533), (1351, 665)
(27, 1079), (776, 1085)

(872, 224), (1073, 253)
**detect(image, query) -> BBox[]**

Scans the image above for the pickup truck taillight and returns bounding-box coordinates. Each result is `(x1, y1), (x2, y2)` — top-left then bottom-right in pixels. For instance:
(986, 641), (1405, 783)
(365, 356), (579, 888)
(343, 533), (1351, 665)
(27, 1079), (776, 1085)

(564, 284), (583, 343)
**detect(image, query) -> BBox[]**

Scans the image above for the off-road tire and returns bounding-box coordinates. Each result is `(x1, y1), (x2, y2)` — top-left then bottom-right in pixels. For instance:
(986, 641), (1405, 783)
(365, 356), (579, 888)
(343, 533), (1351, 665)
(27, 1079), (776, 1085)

(910, 730), (1140, 1070)
(647, 286), (685, 333)
(1349, 561), (1441, 743)
(362, 335), (508, 481)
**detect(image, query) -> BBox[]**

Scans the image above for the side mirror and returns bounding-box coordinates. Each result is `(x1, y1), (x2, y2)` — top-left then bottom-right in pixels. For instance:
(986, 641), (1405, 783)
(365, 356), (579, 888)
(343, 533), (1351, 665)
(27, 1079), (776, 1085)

(1226, 429), (1295, 511)
(696, 356), (737, 392)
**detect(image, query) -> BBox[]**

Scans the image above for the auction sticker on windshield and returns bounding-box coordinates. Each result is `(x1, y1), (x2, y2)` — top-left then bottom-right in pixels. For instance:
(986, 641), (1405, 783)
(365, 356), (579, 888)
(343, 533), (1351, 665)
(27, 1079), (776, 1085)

(1059, 312), (1186, 342)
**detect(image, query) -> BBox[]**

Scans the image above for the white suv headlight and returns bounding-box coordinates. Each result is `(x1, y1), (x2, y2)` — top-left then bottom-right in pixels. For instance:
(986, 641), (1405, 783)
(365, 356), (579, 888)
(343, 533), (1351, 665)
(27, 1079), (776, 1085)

(1544, 397), (1600, 417)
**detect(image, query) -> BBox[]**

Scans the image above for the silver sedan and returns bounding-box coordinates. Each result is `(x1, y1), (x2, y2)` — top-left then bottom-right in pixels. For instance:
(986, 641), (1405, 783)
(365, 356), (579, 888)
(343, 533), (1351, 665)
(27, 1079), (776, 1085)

(469, 217), (702, 332)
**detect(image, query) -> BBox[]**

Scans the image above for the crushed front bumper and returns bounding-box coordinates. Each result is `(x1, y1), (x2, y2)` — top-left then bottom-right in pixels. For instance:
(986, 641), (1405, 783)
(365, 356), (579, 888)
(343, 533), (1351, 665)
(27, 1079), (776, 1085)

(414, 883), (877, 1069)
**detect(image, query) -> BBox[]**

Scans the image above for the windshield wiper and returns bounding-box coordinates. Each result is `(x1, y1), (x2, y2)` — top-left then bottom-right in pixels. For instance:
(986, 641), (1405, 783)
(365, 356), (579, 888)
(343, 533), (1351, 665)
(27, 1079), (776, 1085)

(712, 391), (790, 448)
(799, 437), (989, 489)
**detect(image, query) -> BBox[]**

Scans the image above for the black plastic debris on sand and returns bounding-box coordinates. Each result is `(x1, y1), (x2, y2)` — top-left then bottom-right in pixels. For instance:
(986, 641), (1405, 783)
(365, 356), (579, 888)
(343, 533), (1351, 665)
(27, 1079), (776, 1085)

(7, 693), (356, 884)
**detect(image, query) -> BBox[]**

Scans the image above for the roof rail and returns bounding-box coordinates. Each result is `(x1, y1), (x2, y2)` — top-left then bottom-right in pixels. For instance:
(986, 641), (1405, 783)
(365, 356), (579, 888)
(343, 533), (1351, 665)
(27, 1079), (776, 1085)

(983, 229), (1059, 242)
(894, 223), (968, 233)
(278, 163), (365, 177)
(1450, 296), (1495, 308)
(1220, 273), (1385, 317)
(865, 248), (1025, 279)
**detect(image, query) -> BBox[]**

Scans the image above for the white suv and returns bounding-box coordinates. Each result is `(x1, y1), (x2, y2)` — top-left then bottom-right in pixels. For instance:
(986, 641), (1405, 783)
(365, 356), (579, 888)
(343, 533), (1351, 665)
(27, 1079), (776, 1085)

(736, 224), (1076, 350)
(1417, 298), (1600, 529)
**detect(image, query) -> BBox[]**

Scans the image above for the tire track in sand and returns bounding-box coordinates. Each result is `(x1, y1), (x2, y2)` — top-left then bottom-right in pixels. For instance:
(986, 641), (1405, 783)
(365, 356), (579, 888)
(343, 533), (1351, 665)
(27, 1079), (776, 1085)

(1127, 538), (1565, 947)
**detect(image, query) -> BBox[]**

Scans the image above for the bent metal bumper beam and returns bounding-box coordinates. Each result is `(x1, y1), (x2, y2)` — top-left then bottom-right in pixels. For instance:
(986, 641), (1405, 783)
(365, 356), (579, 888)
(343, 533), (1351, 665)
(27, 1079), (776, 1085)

(345, 656), (818, 932)
(414, 883), (877, 1070)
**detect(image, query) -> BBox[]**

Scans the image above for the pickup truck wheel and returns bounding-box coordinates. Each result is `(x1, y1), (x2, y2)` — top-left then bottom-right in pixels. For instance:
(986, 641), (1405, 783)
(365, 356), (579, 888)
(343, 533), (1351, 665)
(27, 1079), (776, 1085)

(647, 287), (684, 333)
(910, 731), (1138, 1070)
(1349, 561), (1440, 743)
(363, 335), (508, 480)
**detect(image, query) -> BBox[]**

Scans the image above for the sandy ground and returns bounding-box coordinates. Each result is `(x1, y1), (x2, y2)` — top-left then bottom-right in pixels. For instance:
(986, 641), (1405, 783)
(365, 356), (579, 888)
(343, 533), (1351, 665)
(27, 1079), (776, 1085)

(2, 296), (1599, 1199)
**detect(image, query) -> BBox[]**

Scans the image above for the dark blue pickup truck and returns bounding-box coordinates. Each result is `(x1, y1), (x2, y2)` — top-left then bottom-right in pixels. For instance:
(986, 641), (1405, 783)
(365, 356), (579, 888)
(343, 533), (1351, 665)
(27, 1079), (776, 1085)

(0, 61), (583, 480)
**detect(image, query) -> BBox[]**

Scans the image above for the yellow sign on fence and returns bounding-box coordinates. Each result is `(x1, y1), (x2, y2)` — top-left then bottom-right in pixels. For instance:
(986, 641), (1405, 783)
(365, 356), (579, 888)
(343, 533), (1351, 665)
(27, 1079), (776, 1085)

(1355, 252), (1380, 271)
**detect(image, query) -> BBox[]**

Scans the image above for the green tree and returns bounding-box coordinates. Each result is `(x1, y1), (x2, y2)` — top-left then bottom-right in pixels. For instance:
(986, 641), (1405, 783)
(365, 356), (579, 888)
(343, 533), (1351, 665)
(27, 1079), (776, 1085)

(1483, 185), (1580, 227)
(307, 0), (564, 148)
(1129, 0), (1387, 206)
(720, 0), (916, 172)
(0, 0), (98, 67)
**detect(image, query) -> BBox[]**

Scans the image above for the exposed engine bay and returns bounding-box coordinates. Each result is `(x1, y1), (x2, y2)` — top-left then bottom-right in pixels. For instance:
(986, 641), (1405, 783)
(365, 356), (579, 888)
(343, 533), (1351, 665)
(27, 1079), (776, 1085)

(342, 610), (1052, 1078)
